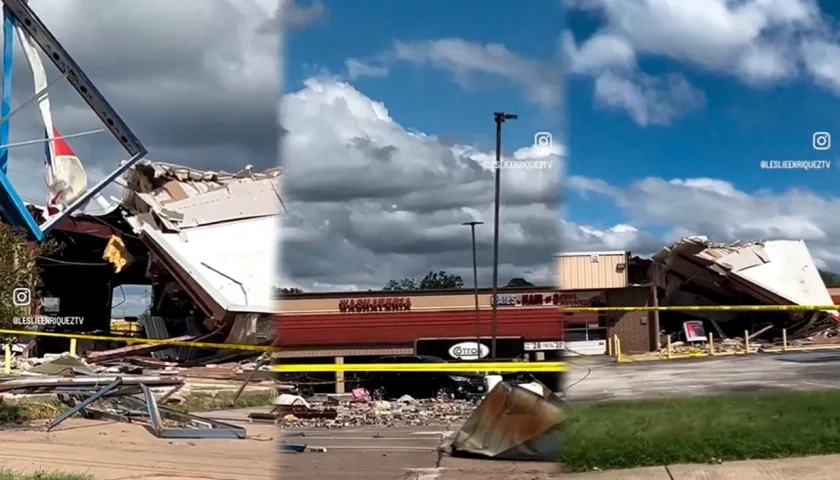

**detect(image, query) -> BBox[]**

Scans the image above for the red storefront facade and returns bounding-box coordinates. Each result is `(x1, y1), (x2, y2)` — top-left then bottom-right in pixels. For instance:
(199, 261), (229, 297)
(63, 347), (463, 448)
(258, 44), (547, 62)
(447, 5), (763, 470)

(274, 286), (654, 358)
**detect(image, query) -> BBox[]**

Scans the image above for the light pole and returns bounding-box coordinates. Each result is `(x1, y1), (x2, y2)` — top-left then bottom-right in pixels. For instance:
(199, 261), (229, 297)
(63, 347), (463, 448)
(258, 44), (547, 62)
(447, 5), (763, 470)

(462, 221), (483, 359)
(490, 111), (517, 360)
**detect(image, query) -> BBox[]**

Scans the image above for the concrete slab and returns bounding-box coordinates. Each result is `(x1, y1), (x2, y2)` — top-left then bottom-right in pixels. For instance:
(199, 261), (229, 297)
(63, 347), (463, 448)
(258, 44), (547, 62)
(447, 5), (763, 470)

(558, 467), (671, 480)
(438, 457), (561, 480)
(668, 455), (840, 479)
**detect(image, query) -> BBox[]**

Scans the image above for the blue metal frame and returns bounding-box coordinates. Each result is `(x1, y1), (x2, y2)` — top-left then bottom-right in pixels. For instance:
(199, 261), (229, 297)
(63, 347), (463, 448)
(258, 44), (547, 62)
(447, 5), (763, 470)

(0, 7), (13, 174)
(0, 1), (147, 241)
(0, 8), (42, 240)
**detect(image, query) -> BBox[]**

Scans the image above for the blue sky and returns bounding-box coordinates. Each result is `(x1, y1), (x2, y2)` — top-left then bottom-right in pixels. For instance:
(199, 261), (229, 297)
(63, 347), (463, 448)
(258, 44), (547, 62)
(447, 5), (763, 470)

(281, 0), (840, 290)
(284, 0), (563, 152)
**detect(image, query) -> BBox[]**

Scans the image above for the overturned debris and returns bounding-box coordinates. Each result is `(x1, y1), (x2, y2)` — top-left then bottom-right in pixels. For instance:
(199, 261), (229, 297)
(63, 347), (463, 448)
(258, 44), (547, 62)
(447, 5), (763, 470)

(440, 382), (564, 462)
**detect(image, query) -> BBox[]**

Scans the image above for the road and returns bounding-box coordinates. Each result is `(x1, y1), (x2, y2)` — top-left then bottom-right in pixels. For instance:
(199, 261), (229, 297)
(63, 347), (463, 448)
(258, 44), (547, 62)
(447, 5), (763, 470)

(281, 426), (447, 479)
(563, 350), (840, 402)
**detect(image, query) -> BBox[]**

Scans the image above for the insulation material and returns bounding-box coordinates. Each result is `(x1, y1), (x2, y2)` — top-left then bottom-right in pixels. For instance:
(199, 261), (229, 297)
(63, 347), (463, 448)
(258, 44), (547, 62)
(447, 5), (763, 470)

(102, 235), (133, 273)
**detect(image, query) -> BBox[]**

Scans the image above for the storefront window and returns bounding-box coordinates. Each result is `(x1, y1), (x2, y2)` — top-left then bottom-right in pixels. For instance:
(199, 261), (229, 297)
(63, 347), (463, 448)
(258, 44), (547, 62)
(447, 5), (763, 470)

(565, 326), (607, 341)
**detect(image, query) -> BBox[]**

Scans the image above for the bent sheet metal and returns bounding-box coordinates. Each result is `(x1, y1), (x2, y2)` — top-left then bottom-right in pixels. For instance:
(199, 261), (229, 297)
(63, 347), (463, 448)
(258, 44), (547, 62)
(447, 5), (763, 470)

(441, 381), (564, 461)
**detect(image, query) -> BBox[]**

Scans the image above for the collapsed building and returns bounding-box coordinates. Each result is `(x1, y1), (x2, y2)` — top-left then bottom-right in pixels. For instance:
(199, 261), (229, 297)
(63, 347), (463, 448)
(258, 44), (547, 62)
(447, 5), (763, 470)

(27, 160), (283, 362)
(649, 236), (840, 350)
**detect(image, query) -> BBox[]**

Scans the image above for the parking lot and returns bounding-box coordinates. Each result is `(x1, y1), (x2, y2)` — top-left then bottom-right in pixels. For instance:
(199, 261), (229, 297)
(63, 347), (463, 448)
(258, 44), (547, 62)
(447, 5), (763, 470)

(278, 350), (840, 479)
(563, 350), (840, 402)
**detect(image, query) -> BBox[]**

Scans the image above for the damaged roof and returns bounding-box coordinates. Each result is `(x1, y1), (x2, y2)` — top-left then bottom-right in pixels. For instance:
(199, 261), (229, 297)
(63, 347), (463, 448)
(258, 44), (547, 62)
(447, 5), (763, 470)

(120, 161), (280, 318)
(652, 236), (837, 317)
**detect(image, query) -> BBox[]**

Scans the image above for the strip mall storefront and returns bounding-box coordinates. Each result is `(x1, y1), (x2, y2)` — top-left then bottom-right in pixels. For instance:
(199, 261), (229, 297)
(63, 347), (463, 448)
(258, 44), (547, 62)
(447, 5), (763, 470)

(273, 285), (654, 360)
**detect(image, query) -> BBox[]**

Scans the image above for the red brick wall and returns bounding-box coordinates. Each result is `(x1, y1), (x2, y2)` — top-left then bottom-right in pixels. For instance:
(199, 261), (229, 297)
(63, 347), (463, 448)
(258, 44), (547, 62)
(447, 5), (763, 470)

(605, 288), (653, 354)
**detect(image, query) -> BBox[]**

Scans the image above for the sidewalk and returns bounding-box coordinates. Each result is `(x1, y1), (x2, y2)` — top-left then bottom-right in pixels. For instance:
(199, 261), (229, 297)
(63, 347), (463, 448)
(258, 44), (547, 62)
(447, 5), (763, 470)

(561, 455), (840, 479)
(436, 454), (840, 479)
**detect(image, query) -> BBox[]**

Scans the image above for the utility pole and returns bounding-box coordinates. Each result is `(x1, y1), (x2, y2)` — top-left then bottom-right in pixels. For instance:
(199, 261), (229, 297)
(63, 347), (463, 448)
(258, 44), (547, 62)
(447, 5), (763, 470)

(490, 111), (517, 359)
(462, 221), (483, 358)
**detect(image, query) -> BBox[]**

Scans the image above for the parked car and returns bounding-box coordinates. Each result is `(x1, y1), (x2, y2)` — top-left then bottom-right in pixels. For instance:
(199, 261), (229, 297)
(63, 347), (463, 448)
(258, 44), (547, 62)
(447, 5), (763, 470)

(363, 355), (487, 400)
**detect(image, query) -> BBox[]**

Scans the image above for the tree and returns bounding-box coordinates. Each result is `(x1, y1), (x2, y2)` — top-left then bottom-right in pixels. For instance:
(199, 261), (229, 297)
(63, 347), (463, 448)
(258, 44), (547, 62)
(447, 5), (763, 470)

(275, 287), (304, 296)
(383, 271), (464, 290)
(819, 270), (840, 286)
(383, 278), (417, 291)
(505, 277), (534, 287)
(1, 225), (58, 331)
(418, 270), (463, 290)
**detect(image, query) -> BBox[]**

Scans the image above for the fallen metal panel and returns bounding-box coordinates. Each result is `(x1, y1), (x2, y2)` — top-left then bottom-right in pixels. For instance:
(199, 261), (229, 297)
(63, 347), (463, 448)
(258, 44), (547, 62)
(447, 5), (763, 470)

(653, 237), (838, 317)
(446, 381), (563, 461)
(137, 385), (246, 439)
(141, 217), (275, 314)
(84, 335), (198, 363)
(163, 178), (282, 228)
(727, 240), (836, 312)
(0, 375), (183, 393)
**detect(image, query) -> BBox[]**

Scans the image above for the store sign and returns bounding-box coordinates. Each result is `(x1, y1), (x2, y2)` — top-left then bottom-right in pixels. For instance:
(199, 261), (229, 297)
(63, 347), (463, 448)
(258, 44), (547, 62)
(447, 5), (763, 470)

(524, 341), (565, 351)
(339, 297), (411, 313)
(415, 337), (524, 361)
(492, 293), (593, 307)
(448, 341), (490, 360)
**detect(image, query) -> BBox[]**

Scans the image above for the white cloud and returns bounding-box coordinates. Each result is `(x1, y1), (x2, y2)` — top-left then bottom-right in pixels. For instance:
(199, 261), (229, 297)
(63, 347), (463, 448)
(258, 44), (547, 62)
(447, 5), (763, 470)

(568, 174), (840, 268)
(564, 0), (840, 124)
(390, 38), (561, 108)
(345, 58), (390, 80)
(592, 71), (705, 126)
(279, 77), (647, 290)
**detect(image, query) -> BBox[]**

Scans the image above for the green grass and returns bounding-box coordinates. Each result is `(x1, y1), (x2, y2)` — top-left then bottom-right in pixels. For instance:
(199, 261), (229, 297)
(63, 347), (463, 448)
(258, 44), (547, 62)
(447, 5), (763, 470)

(0, 471), (91, 480)
(562, 390), (840, 472)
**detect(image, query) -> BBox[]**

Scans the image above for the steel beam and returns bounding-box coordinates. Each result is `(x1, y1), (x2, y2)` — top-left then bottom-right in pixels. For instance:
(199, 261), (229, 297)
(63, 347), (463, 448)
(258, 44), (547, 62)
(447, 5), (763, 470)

(0, 7), (14, 173)
(0, 0), (145, 157)
(47, 377), (122, 431)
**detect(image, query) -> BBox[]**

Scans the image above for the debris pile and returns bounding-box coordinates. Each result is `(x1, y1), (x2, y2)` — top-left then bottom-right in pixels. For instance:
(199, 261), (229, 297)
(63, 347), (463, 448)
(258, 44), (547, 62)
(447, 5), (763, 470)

(0, 352), (281, 439)
(263, 392), (478, 428)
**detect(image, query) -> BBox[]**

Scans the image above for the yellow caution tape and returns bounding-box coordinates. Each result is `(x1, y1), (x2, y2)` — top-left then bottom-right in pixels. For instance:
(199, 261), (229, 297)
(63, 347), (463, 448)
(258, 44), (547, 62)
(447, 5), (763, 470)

(271, 362), (566, 373)
(558, 305), (840, 312)
(0, 328), (277, 353)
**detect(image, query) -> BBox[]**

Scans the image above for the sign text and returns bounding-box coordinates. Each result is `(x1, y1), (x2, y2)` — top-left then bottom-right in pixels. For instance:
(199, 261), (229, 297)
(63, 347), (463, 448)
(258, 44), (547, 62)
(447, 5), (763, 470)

(339, 297), (412, 313)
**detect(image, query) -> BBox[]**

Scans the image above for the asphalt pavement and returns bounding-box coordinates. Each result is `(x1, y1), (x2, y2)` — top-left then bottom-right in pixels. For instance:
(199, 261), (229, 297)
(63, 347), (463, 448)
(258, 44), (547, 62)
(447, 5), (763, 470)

(563, 350), (840, 402)
(279, 426), (448, 479)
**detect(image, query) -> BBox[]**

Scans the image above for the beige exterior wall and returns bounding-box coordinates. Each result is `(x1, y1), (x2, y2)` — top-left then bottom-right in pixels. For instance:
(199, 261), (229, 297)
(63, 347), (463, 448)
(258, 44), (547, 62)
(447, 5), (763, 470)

(277, 289), (604, 315)
(555, 252), (629, 290)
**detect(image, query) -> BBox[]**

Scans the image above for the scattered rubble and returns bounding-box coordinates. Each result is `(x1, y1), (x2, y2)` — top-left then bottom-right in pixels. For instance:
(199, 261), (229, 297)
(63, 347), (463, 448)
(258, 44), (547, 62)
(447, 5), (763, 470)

(0, 352), (280, 440)
(271, 389), (479, 428)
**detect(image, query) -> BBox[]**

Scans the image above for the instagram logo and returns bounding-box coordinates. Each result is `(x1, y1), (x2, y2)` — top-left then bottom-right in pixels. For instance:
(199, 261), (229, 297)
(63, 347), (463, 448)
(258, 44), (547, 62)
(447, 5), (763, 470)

(813, 132), (831, 150)
(534, 132), (553, 149)
(12, 288), (30, 307)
